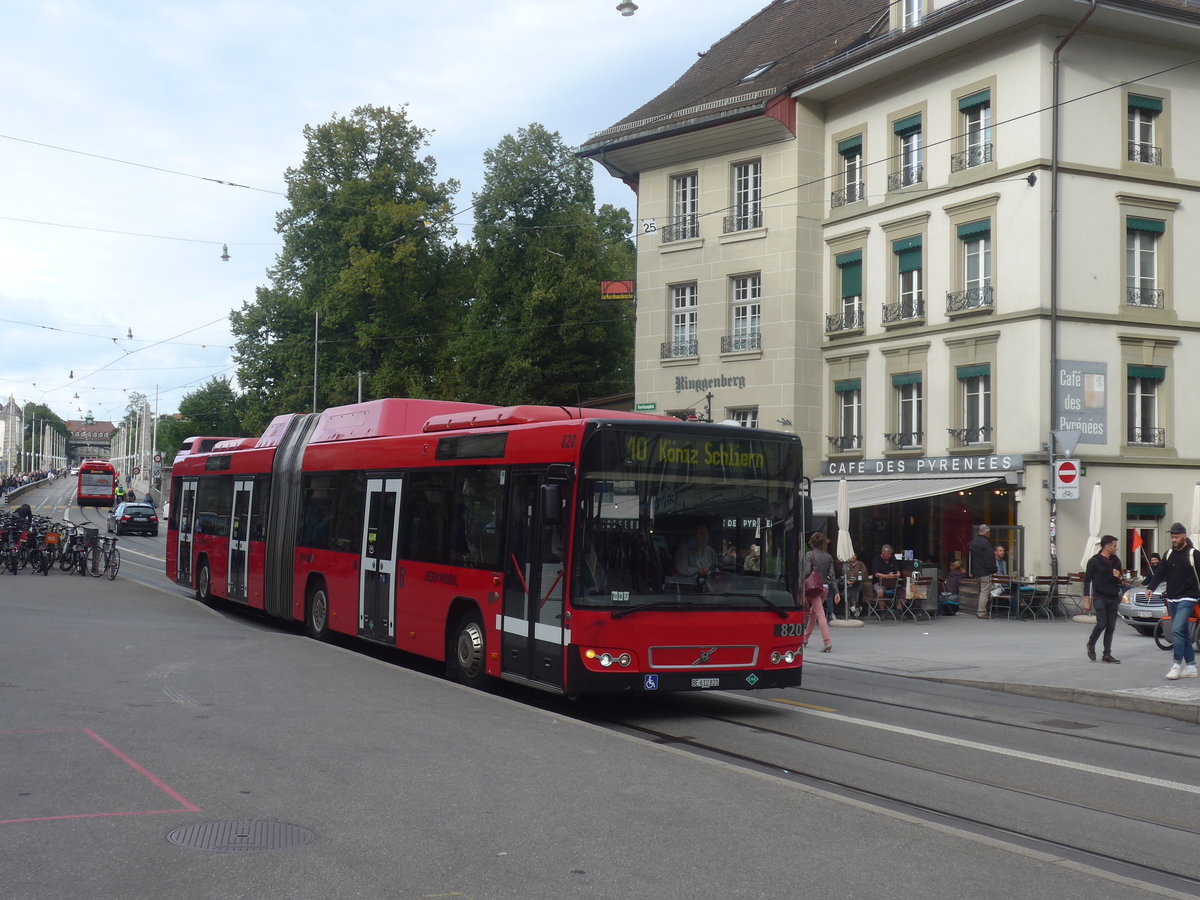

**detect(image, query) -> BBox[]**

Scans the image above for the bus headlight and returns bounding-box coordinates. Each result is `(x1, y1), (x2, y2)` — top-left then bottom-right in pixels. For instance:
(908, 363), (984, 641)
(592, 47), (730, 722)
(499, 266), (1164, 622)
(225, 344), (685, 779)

(582, 648), (636, 670)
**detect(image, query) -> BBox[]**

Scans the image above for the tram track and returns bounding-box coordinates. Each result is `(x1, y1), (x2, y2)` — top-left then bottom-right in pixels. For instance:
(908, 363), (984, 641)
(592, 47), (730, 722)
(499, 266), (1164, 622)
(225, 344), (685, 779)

(572, 691), (1200, 896)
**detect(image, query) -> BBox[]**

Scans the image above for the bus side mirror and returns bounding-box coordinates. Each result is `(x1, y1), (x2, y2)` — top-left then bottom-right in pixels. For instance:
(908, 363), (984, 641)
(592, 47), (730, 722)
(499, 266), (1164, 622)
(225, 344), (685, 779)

(541, 484), (562, 526)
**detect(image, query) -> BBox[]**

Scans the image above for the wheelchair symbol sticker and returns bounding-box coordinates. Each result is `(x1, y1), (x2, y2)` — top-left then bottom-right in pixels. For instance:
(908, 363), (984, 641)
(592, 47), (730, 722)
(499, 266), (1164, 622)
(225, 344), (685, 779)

(643, 674), (659, 691)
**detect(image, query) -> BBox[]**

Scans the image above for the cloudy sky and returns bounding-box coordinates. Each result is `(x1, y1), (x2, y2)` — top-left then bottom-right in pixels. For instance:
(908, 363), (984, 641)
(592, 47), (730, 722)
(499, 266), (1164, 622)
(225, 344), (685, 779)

(1, 0), (754, 425)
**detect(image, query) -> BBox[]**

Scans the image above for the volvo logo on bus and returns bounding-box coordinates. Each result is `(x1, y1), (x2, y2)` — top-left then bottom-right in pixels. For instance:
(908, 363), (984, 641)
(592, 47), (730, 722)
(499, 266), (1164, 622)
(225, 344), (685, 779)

(692, 647), (717, 665)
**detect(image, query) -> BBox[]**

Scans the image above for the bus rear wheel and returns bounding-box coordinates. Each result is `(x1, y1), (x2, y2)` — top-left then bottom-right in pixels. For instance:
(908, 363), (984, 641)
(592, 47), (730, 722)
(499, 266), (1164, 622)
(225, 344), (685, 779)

(450, 610), (487, 688)
(306, 581), (330, 640)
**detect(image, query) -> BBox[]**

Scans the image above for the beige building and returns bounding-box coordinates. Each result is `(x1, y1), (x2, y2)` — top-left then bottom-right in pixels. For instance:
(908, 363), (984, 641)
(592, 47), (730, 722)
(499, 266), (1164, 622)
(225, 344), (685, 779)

(581, 0), (1200, 575)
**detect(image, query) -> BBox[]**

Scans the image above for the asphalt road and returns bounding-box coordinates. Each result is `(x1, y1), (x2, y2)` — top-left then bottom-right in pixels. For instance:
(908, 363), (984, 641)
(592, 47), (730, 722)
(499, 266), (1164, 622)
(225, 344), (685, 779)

(3, 479), (1198, 899)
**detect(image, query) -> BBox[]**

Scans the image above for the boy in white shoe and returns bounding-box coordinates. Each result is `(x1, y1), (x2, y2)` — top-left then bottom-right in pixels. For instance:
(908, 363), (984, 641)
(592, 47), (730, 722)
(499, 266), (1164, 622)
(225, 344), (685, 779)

(1144, 523), (1199, 680)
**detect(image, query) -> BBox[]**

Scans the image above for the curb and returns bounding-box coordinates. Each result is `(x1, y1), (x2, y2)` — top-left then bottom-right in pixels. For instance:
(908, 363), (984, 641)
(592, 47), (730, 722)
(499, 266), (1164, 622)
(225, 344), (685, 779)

(931, 677), (1200, 725)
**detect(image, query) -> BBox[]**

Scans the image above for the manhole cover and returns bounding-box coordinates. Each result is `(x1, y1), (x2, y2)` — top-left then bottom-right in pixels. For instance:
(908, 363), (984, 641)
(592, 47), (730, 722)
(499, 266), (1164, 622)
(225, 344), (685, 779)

(167, 821), (315, 852)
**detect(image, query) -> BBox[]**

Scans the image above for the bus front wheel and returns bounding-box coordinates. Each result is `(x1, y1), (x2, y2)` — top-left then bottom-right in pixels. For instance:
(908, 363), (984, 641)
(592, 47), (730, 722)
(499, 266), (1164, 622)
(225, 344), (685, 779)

(195, 562), (212, 604)
(450, 610), (487, 688)
(306, 581), (330, 640)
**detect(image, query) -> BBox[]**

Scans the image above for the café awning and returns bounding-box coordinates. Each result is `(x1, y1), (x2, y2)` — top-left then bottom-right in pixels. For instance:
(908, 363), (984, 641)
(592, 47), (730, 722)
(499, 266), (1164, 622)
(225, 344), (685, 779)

(810, 475), (1002, 517)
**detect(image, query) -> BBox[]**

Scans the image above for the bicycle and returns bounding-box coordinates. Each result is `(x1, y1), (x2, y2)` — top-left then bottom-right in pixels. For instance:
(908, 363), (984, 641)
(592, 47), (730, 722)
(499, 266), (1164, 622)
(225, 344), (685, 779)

(98, 535), (120, 580)
(1153, 610), (1200, 652)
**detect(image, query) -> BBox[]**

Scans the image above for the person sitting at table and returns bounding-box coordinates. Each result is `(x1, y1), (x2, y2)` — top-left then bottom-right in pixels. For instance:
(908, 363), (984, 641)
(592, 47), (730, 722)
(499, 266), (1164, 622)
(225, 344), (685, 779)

(939, 560), (965, 615)
(872, 544), (902, 611)
(994, 545), (1008, 576)
(844, 553), (869, 617)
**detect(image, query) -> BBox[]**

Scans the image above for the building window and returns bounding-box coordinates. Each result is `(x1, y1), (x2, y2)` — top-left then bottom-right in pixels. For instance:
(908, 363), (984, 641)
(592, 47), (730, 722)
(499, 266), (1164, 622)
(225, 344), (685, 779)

(663, 172), (699, 243)
(662, 283), (697, 359)
(953, 90), (992, 171)
(728, 407), (759, 428)
(889, 374), (923, 449)
(725, 160), (762, 232)
(1127, 365), (1164, 446)
(1126, 217), (1164, 308)
(828, 250), (863, 332)
(724, 274), (761, 353)
(889, 115), (923, 190)
(832, 136), (863, 207)
(948, 220), (993, 312)
(832, 380), (862, 452)
(952, 364), (991, 446)
(1128, 95), (1163, 165)
(885, 237), (923, 323)
(1126, 502), (1164, 574)
(902, 0), (923, 29)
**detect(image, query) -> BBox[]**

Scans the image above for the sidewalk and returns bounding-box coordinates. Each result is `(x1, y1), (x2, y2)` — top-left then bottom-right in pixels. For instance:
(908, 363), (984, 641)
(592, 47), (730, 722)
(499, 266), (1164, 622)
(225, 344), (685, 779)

(806, 613), (1200, 723)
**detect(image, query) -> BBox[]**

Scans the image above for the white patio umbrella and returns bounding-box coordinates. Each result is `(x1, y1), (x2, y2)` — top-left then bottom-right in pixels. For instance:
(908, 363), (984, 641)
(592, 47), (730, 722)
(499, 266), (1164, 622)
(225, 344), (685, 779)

(1189, 482), (1200, 547)
(1080, 482), (1102, 569)
(835, 478), (855, 619)
(836, 478), (855, 562)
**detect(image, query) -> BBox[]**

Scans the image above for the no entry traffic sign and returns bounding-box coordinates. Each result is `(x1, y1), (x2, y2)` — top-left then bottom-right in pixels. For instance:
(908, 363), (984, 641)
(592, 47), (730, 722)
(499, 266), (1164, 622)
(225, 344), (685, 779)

(1054, 458), (1080, 500)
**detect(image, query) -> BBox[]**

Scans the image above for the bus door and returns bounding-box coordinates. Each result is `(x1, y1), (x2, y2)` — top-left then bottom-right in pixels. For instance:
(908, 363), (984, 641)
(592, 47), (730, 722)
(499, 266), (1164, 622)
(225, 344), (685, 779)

(359, 476), (402, 642)
(176, 478), (198, 585)
(227, 478), (253, 602)
(502, 470), (566, 687)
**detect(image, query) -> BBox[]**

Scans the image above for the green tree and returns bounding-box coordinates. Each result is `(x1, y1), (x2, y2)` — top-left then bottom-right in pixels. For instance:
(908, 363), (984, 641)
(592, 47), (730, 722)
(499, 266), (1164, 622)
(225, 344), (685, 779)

(156, 378), (246, 464)
(230, 105), (470, 432)
(443, 123), (635, 406)
(21, 402), (68, 470)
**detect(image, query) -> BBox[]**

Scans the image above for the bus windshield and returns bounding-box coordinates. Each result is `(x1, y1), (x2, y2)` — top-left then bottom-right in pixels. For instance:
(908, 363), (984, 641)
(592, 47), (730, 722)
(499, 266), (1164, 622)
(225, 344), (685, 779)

(573, 425), (801, 611)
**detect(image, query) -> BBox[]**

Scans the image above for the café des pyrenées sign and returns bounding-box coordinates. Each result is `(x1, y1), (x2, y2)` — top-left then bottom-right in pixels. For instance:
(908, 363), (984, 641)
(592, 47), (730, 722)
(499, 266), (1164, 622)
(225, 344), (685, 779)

(822, 454), (1024, 477)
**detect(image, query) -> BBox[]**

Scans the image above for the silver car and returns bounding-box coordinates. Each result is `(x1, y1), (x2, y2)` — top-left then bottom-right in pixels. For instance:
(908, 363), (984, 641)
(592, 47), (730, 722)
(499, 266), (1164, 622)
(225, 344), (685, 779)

(1117, 583), (1165, 635)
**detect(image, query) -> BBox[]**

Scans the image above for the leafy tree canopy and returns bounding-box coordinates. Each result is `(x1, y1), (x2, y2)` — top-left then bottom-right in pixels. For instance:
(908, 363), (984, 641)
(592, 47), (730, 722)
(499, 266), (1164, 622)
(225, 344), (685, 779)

(156, 378), (246, 465)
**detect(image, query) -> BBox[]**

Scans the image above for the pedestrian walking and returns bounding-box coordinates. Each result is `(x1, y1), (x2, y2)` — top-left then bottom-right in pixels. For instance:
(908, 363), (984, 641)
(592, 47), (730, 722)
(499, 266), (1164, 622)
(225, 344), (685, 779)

(802, 533), (838, 653)
(1083, 534), (1124, 663)
(967, 524), (997, 618)
(1144, 522), (1200, 680)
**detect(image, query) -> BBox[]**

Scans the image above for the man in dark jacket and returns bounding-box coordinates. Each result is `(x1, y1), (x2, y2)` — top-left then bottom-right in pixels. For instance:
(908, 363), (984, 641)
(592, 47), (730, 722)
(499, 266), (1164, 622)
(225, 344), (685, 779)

(1144, 522), (1200, 680)
(1083, 535), (1124, 663)
(967, 524), (997, 619)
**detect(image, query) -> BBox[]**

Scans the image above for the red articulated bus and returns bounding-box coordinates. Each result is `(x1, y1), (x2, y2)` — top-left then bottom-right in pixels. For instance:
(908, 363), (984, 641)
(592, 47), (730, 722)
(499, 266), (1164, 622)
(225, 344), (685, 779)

(77, 458), (117, 507)
(166, 398), (807, 695)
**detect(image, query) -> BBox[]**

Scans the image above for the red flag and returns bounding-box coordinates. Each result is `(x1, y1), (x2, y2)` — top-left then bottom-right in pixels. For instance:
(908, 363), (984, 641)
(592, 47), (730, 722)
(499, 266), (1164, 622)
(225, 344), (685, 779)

(1131, 529), (1144, 552)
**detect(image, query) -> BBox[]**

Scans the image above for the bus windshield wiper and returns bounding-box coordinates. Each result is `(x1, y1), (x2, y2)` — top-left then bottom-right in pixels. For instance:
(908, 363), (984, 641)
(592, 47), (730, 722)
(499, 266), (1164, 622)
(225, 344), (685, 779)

(610, 600), (687, 619)
(710, 591), (790, 619)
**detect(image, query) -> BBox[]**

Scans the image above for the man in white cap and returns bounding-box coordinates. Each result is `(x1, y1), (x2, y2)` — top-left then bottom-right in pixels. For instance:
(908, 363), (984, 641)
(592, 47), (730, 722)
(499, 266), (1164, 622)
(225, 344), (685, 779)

(1144, 522), (1199, 680)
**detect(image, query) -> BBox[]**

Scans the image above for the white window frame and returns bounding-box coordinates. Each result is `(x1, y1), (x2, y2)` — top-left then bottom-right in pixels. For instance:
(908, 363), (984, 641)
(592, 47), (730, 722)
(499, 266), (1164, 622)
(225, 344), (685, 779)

(903, 0), (922, 29)
(839, 389), (862, 450)
(670, 283), (698, 356)
(899, 268), (922, 318)
(843, 150), (863, 202)
(964, 103), (991, 166)
(897, 382), (923, 449)
(670, 172), (698, 240)
(1126, 228), (1157, 300)
(1128, 107), (1157, 163)
(731, 160), (762, 230)
(727, 407), (759, 428)
(962, 375), (992, 444)
(731, 274), (761, 345)
(900, 130), (922, 186)
(1127, 376), (1159, 445)
(964, 235), (991, 294)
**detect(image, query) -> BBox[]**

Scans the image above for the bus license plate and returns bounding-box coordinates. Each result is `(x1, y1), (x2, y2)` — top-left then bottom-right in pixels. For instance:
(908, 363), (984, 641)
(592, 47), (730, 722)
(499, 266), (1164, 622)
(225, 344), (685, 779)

(691, 677), (720, 689)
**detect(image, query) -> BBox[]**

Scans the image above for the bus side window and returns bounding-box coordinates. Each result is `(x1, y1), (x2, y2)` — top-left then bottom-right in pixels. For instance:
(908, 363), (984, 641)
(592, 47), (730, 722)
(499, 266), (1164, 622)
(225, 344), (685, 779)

(250, 474), (271, 541)
(333, 471), (366, 553)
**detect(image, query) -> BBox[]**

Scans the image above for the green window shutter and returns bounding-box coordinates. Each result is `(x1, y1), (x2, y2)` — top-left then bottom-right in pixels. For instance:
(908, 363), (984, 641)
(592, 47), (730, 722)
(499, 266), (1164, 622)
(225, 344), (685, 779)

(896, 247), (921, 274)
(893, 113), (922, 135)
(1127, 502), (1166, 518)
(834, 379), (861, 393)
(1128, 94), (1163, 113)
(840, 262), (862, 298)
(891, 372), (922, 387)
(958, 89), (991, 111)
(956, 219), (991, 240)
(1128, 364), (1165, 381)
(956, 364), (990, 380)
(1126, 217), (1165, 234)
(837, 135), (862, 156)
(835, 250), (862, 267)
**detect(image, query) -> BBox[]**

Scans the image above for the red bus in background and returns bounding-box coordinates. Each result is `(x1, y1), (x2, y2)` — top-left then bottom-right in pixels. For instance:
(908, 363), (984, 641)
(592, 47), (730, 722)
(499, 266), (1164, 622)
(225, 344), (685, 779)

(166, 398), (807, 695)
(77, 458), (117, 507)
